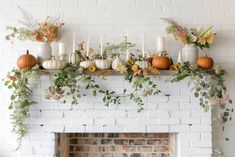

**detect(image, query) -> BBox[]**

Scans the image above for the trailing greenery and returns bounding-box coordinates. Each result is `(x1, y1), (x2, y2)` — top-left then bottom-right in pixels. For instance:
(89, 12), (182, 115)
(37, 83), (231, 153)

(126, 75), (161, 112)
(46, 64), (121, 106)
(45, 64), (83, 104)
(124, 55), (161, 112)
(171, 62), (233, 124)
(3, 66), (39, 147)
(80, 75), (121, 106)
(4, 62), (233, 149)
(47, 62), (160, 112)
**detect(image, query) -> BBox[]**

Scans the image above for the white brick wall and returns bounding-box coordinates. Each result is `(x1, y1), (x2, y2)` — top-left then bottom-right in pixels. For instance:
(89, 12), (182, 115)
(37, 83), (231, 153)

(0, 0), (234, 157)
(1, 75), (213, 157)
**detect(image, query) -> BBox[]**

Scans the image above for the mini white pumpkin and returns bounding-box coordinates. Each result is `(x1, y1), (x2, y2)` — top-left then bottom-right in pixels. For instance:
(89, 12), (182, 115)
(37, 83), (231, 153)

(42, 56), (66, 70)
(112, 56), (123, 70)
(80, 60), (94, 69)
(135, 61), (149, 69)
(95, 59), (111, 70)
(69, 52), (80, 65)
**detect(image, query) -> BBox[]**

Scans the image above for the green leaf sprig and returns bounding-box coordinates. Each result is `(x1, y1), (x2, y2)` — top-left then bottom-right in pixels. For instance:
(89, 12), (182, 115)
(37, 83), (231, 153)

(3, 66), (39, 148)
(80, 74), (121, 106)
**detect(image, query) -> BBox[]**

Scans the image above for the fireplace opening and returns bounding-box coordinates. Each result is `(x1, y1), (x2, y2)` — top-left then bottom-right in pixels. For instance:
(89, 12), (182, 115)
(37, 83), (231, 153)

(56, 133), (176, 157)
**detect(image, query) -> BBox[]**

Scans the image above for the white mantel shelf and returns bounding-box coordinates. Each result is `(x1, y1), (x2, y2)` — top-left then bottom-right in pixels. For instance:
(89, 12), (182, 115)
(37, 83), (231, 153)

(36, 69), (174, 76)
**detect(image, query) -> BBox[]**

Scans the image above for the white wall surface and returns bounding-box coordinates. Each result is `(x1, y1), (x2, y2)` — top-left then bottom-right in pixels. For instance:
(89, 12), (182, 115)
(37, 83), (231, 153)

(0, 0), (234, 157)
(1, 75), (213, 157)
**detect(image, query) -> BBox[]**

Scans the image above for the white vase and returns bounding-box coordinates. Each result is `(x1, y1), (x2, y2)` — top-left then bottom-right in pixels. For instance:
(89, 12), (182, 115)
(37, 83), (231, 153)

(37, 42), (52, 63)
(181, 44), (199, 63)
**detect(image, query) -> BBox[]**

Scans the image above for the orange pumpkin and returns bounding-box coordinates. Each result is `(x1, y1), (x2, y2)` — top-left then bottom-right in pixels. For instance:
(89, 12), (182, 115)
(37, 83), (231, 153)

(17, 50), (38, 69)
(152, 55), (171, 70)
(196, 56), (214, 69)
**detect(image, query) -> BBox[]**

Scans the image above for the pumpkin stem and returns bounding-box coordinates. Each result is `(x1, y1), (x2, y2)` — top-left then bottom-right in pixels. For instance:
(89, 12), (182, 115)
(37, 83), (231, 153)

(26, 50), (29, 54)
(162, 51), (167, 56)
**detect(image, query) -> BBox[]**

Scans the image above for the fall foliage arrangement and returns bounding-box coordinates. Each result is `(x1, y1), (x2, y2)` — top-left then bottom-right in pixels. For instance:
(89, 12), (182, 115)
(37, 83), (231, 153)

(163, 18), (216, 49)
(5, 7), (64, 43)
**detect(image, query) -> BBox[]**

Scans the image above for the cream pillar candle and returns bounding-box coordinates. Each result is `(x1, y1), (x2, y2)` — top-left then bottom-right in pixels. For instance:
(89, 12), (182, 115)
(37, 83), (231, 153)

(58, 42), (66, 60)
(59, 42), (65, 55)
(156, 36), (165, 52)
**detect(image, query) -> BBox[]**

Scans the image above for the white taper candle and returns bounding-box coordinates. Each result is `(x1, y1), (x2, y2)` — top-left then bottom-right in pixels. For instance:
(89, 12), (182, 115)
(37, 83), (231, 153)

(126, 27), (129, 37)
(142, 35), (145, 58)
(86, 34), (90, 56)
(126, 27), (130, 61)
(100, 33), (103, 56)
(72, 33), (76, 53)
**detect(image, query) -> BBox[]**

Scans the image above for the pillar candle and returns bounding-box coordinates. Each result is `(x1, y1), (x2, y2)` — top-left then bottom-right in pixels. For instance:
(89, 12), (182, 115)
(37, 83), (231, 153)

(157, 36), (165, 52)
(59, 42), (65, 55)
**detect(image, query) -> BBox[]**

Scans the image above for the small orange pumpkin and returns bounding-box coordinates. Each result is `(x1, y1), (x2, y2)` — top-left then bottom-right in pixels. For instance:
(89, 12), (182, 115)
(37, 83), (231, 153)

(196, 56), (214, 69)
(17, 50), (38, 69)
(152, 54), (171, 70)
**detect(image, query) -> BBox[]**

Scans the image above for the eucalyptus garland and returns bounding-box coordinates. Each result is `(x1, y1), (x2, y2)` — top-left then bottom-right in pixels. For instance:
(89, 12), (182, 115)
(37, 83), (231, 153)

(80, 74), (121, 106)
(125, 75), (161, 112)
(3, 62), (233, 149)
(46, 62), (161, 112)
(45, 64), (83, 104)
(3, 66), (39, 147)
(171, 62), (233, 124)
(46, 64), (121, 106)
(124, 60), (161, 111)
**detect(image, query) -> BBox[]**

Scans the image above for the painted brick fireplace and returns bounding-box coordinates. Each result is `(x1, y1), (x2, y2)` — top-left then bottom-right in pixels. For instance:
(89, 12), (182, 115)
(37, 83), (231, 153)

(56, 133), (176, 157)
(16, 75), (212, 157)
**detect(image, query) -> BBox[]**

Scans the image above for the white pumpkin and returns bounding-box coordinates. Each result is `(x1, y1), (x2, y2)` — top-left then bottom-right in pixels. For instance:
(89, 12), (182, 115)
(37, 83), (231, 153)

(69, 52), (80, 65)
(95, 59), (111, 70)
(42, 56), (66, 70)
(135, 61), (149, 69)
(80, 60), (94, 69)
(112, 56), (123, 70)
